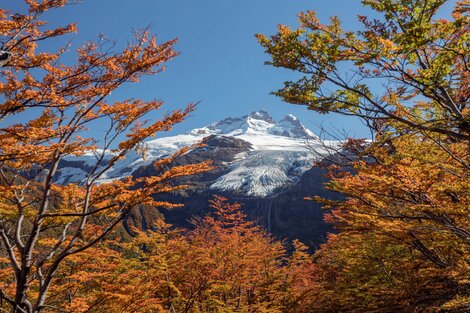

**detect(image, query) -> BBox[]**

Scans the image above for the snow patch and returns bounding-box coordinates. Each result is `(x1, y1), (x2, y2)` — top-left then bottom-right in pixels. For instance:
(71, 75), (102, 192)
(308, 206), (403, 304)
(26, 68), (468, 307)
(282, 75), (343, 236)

(54, 110), (340, 197)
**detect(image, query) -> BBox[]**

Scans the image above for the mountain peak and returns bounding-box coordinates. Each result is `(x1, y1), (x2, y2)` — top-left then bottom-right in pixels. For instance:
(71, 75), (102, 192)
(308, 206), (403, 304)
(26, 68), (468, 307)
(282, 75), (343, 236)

(274, 114), (318, 139)
(190, 110), (317, 139)
(248, 110), (274, 123)
(55, 109), (334, 197)
(281, 114), (298, 122)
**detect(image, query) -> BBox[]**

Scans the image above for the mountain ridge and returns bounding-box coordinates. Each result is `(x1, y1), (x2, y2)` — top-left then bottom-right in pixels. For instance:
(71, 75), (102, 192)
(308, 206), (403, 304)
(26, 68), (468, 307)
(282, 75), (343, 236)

(190, 109), (318, 140)
(55, 110), (338, 197)
(54, 110), (341, 246)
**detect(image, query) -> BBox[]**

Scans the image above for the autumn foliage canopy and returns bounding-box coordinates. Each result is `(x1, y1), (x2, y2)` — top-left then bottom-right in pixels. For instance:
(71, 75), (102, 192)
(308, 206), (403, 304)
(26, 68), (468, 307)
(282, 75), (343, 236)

(258, 0), (469, 311)
(0, 0), (469, 313)
(0, 1), (212, 311)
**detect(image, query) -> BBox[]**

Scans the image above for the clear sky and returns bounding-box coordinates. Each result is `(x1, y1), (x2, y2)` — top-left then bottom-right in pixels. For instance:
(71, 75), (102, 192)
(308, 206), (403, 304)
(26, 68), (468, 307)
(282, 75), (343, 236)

(4, 1), (410, 139)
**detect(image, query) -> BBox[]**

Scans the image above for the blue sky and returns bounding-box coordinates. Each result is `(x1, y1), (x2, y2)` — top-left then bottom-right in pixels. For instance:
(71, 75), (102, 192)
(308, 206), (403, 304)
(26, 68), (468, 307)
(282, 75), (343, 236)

(5, 1), (397, 139)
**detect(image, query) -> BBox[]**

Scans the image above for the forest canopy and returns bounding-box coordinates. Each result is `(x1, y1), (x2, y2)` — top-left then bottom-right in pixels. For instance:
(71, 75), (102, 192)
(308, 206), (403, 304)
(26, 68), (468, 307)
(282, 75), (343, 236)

(0, 0), (468, 312)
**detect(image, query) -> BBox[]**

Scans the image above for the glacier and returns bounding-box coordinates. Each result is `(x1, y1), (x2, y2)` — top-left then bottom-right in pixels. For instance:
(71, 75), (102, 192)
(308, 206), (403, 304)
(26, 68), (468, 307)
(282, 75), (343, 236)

(55, 110), (340, 197)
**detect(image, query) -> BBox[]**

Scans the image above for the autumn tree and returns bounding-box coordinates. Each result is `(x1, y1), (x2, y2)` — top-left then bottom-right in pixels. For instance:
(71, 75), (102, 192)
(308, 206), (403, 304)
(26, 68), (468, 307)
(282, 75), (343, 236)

(170, 196), (318, 313)
(310, 134), (470, 311)
(0, 1), (211, 312)
(257, 0), (469, 142)
(258, 0), (469, 311)
(42, 197), (319, 313)
(40, 223), (181, 312)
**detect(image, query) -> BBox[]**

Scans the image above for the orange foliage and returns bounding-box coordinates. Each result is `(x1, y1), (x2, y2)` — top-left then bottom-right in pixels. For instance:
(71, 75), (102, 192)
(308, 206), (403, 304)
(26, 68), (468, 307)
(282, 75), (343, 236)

(311, 134), (470, 312)
(38, 197), (318, 313)
(0, 1), (211, 312)
(258, 0), (470, 310)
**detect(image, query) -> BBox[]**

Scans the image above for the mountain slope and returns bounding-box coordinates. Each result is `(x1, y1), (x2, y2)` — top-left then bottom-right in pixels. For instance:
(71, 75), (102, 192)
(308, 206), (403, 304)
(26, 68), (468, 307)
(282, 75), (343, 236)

(55, 110), (341, 246)
(55, 110), (338, 197)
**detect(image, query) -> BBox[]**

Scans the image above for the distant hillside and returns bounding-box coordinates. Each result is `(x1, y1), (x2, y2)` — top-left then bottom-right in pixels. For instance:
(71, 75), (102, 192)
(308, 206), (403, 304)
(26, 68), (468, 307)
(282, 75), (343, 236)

(55, 110), (343, 247)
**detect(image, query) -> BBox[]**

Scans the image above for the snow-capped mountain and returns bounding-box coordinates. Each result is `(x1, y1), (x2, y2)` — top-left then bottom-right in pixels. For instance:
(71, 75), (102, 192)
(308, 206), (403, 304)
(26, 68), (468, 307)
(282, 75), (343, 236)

(55, 110), (338, 197)
(190, 110), (318, 140)
(55, 110), (344, 246)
